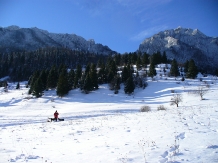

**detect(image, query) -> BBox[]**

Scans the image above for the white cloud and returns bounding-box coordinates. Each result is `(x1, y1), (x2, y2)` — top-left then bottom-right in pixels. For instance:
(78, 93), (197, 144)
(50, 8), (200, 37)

(130, 25), (168, 41)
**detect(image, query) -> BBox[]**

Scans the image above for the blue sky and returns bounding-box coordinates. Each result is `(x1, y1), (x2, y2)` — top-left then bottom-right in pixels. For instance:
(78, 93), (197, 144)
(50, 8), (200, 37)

(1, 0), (218, 53)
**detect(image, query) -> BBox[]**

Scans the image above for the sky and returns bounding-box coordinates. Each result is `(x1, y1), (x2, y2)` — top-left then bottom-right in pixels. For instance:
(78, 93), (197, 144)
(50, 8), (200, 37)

(0, 0), (218, 53)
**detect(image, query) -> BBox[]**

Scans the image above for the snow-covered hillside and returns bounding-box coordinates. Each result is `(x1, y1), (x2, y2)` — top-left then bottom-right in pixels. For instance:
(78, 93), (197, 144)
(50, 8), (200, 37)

(0, 74), (218, 163)
(0, 25), (115, 55)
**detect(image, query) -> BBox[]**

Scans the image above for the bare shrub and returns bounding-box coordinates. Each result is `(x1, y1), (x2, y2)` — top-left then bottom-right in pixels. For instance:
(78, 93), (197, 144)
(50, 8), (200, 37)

(157, 105), (167, 111)
(194, 86), (209, 100)
(171, 89), (175, 93)
(140, 105), (151, 112)
(206, 83), (210, 88)
(170, 93), (183, 107)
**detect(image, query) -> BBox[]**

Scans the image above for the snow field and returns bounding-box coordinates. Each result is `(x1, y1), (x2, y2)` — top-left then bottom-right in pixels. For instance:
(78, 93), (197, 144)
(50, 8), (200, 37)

(0, 76), (218, 163)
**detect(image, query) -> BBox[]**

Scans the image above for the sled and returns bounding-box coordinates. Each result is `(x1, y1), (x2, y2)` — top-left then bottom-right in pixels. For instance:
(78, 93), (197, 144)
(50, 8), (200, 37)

(47, 118), (64, 122)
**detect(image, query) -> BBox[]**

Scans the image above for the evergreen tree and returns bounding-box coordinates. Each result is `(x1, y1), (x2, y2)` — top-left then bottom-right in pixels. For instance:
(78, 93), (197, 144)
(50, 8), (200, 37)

(114, 53), (121, 66)
(106, 59), (117, 83)
(4, 81), (8, 92)
(16, 82), (20, 89)
(136, 55), (141, 70)
(68, 69), (75, 90)
(47, 66), (58, 89)
(151, 52), (162, 65)
(124, 75), (135, 94)
(148, 62), (157, 78)
(82, 73), (92, 94)
(127, 64), (134, 76)
(131, 52), (138, 64)
(97, 58), (104, 68)
(170, 59), (180, 77)
(32, 78), (43, 98)
(90, 63), (98, 89)
(142, 52), (149, 67)
(122, 66), (129, 83)
(215, 69), (218, 77)
(184, 60), (189, 73)
(186, 59), (198, 79)
(39, 70), (47, 90)
(97, 64), (106, 84)
(109, 75), (121, 94)
(107, 71), (114, 83)
(74, 64), (82, 88)
(56, 68), (69, 97)
(28, 71), (40, 94)
(84, 63), (91, 76)
(162, 51), (168, 63)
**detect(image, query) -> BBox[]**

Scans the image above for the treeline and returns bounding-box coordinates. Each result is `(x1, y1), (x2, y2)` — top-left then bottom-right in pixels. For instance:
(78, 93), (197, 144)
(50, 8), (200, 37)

(0, 47), (107, 81)
(27, 51), (170, 97)
(1, 47), (215, 97)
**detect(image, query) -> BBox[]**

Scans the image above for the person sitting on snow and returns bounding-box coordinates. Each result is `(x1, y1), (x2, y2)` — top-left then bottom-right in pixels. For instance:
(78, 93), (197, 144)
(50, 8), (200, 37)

(54, 110), (59, 121)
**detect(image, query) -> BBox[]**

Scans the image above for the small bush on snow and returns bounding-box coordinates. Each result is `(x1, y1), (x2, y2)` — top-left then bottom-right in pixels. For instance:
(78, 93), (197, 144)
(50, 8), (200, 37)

(171, 89), (175, 93)
(157, 105), (167, 111)
(140, 105), (151, 112)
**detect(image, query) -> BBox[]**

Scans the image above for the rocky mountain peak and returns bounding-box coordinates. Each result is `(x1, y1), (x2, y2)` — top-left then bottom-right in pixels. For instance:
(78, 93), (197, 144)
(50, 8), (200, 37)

(139, 27), (218, 73)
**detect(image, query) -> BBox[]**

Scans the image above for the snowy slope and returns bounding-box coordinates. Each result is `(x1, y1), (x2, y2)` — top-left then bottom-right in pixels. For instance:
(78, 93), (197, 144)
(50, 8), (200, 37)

(0, 76), (218, 162)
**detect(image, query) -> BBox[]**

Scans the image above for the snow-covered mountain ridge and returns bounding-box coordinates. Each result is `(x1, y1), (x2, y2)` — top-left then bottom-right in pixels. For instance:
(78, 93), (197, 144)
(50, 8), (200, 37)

(138, 27), (218, 72)
(0, 25), (115, 55)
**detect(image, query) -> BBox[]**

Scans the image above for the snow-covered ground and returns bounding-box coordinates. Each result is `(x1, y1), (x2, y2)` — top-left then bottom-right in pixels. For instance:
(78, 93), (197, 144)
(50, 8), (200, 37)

(0, 76), (218, 163)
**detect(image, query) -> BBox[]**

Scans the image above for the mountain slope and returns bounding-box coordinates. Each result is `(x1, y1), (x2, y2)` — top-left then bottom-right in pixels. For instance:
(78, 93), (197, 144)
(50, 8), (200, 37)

(138, 27), (218, 72)
(0, 25), (115, 55)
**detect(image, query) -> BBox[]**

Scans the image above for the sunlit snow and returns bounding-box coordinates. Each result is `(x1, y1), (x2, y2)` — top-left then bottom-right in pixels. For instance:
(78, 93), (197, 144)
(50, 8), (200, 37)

(0, 74), (218, 163)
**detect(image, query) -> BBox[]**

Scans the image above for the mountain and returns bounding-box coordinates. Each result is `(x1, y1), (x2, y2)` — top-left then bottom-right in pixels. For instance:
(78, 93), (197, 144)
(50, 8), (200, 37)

(0, 25), (115, 55)
(138, 27), (218, 72)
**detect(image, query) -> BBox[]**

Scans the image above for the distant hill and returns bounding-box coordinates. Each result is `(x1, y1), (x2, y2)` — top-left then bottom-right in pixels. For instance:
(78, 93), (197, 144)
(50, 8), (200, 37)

(138, 27), (218, 73)
(0, 25), (116, 55)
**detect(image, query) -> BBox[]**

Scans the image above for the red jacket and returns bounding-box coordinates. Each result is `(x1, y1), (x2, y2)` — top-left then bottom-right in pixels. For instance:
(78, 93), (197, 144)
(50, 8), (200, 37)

(54, 111), (59, 118)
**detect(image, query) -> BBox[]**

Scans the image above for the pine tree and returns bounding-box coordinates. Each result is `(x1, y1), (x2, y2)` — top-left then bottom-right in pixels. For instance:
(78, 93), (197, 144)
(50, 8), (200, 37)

(215, 69), (218, 76)
(56, 69), (69, 97)
(32, 78), (43, 98)
(114, 53), (121, 66)
(68, 69), (75, 90)
(122, 66), (129, 83)
(142, 52), (149, 67)
(28, 71), (40, 94)
(84, 63), (91, 76)
(136, 55), (141, 70)
(148, 62), (157, 78)
(74, 64), (82, 88)
(90, 63), (98, 90)
(170, 59), (180, 77)
(124, 75), (135, 94)
(162, 51), (168, 63)
(113, 76), (121, 94)
(97, 64), (106, 84)
(106, 59), (117, 83)
(47, 66), (58, 89)
(151, 52), (162, 65)
(186, 59), (198, 79)
(184, 60), (189, 73)
(97, 58), (104, 68)
(82, 73), (92, 94)
(39, 70), (47, 90)
(16, 82), (20, 89)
